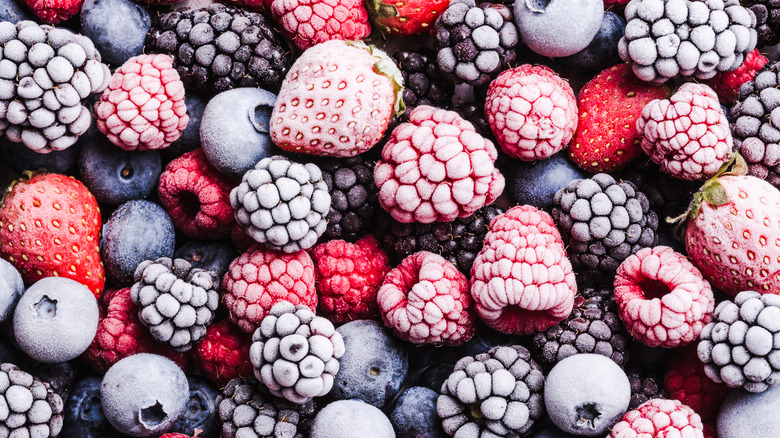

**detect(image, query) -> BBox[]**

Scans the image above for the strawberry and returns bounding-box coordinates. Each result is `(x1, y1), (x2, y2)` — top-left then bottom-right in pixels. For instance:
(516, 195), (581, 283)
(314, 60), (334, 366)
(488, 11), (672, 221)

(366, 0), (450, 36)
(0, 173), (105, 297)
(684, 157), (780, 297)
(22, 0), (82, 23)
(569, 63), (671, 173)
(270, 39), (404, 158)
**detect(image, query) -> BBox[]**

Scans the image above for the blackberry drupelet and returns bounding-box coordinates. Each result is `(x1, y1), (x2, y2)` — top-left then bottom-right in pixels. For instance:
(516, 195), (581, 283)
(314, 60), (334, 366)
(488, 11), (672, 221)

(452, 100), (492, 138)
(393, 48), (454, 120)
(619, 159), (700, 224)
(375, 205), (503, 276)
(552, 173), (659, 284)
(0, 362), (64, 438)
(626, 368), (668, 409)
(317, 155), (379, 242)
(532, 287), (630, 370)
(147, 4), (292, 95)
(744, 0), (780, 46)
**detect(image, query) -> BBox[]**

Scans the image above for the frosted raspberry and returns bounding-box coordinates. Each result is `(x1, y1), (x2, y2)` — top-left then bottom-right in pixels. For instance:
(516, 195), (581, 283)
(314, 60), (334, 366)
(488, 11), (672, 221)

(158, 148), (236, 240)
(95, 54), (189, 151)
(707, 49), (769, 105)
(377, 251), (475, 345)
(313, 235), (391, 324)
(485, 64), (578, 161)
(664, 345), (730, 424)
(194, 319), (254, 387)
(470, 205), (577, 335)
(610, 399), (705, 438)
(614, 246), (715, 348)
(374, 105), (505, 224)
(271, 0), (371, 50)
(637, 83), (734, 181)
(82, 288), (188, 373)
(222, 243), (317, 333)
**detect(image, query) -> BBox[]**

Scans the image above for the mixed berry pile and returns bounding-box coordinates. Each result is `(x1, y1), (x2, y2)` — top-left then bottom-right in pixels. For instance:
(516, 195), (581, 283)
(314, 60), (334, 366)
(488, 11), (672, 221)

(0, 0), (780, 437)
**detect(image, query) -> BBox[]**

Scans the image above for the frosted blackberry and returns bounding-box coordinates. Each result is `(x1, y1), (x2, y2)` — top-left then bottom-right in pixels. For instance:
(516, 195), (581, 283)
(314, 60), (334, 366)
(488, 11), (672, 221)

(249, 301), (345, 404)
(436, 345), (545, 437)
(619, 160), (700, 225)
(552, 173), (659, 284)
(532, 287), (630, 370)
(230, 155), (331, 253)
(317, 155), (379, 242)
(0, 363), (64, 438)
(0, 20), (111, 153)
(147, 3), (292, 95)
(434, 0), (520, 87)
(130, 257), (220, 352)
(216, 376), (316, 438)
(626, 368), (667, 409)
(452, 100), (492, 138)
(698, 291), (780, 393)
(744, 0), (780, 46)
(393, 48), (454, 119)
(618, 0), (758, 83)
(375, 205), (503, 276)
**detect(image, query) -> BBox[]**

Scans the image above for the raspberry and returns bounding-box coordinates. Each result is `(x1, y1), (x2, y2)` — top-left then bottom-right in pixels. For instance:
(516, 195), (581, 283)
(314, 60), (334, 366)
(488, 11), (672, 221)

(610, 399), (704, 438)
(95, 54), (189, 151)
(158, 148), (236, 240)
(637, 83), (734, 181)
(377, 251), (475, 346)
(707, 48), (769, 105)
(270, 0), (371, 50)
(614, 246), (715, 348)
(313, 236), (390, 324)
(222, 243), (317, 333)
(664, 345), (730, 424)
(485, 64), (578, 161)
(374, 105), (505, 223)
(82, 287), (188, 373)
(470, 205), (577, 335)
(193, 319), (254, 387)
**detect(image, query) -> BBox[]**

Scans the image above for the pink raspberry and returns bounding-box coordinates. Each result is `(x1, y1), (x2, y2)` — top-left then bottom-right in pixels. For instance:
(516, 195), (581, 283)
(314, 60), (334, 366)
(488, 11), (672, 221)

(271, 0), (371, 50)
(377, 251), (475, 345)
(637, 83), (734, 181)
(614, 246), (715, 348)
(222, 243), (317, 333)
(610, 399), (705, 438)
(470, 205), (577, 335)
(158, 148), (236, 240)
(313, 235), (391, 324)
(706, 49), (768, 105)
(95, 54), (188, 151)
(374, 105), (505, 224)
(485, 64), (578, 161)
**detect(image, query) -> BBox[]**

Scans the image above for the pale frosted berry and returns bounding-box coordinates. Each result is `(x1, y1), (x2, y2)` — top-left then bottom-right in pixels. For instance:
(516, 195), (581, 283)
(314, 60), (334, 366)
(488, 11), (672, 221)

(271, 0), (371, 50)
(610, 398), (704, 438)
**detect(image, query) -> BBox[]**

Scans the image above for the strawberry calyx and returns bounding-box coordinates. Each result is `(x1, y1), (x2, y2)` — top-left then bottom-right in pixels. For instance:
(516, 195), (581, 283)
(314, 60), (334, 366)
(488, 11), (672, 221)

(346, 40), (406, 116)
(1, 169), (46, 205)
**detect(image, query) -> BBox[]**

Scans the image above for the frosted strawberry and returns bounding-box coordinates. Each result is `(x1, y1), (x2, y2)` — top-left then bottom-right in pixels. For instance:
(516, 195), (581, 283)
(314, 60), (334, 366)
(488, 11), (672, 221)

(270, 40), (404, 158)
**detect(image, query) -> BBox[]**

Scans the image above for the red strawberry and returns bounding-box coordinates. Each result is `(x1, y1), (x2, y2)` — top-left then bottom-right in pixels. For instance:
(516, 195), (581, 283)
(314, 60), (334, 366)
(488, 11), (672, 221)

(569, 63), (671, 173)
(366, 0), (449, 36)
(0, 173), (105, 297)
(22, 0), (82, 23)
(706, 48), (769, 105)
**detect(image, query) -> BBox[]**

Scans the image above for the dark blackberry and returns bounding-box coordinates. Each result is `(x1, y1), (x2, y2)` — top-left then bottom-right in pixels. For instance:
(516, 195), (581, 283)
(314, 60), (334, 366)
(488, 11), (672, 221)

(434, 0), (519, 87)
(552, 173), (659, 284)
(0, 362), (64, 438)
(375, 205), (503, 276)
(626, 368), (667, 410)
(452, 100), (491, 138)
(317, 155), (379, 242)
(532, 287), (630, 370)
(147, 4), (292, 95)
(619, 159), (700, 225)
(744, 0), (780, 46)
(393, 48), (454, 120)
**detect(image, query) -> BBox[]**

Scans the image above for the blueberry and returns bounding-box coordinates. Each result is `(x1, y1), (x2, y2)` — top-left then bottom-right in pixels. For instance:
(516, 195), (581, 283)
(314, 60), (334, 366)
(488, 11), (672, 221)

(79, 0), (150, 66)
(718, 383), (780, 437)
(332, 320), (408, 408)
(101, 200), (176, 286)
(169, 376), (219, 438)
(390, 386), (446, 438)
(13, 277), (99, 363)
(514, 0), (604, 57)
(0, 136), (83, 175)
(78, 132), (162, 205)
(0, 0), (32, 23)
(0, 336), (27, 368)
(0, 258), (24, 323)
(558, 11), (626, 71)
(200, 87), (279, 181)
(62, 376), (126, 438)
(163, 93), (207, 160)
(418, 361), (456, 392)
(173, 239), (237, 280)
(100, 353), (189, 437)
(311, 399), (395, 438)
(28, 361), (77, 402)
(505, 150), (586, 212)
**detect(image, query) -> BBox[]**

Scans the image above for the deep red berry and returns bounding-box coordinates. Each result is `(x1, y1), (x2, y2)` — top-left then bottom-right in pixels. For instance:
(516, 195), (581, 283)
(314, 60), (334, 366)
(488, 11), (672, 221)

(707, 48), (769, 104)
(664, 345), (730, 424)
(193, 319), (253, 387)
(23, 0), (82, 23)
(366, 0), (448, 36)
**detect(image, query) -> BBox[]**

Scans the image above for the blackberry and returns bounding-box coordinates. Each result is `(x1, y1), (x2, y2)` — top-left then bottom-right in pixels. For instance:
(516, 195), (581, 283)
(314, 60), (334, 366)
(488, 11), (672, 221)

(436, 345), (545, 437)
(317, 155), (379, 242)
(452, 100), (491, 138)
(626, 368), (667, 410)
(393, 48), (454, 120)
(552, 173), (659, 284)
(147, 4), (292, 95)
(0, 20), (111, 153)
(532, 287), (630, 370)
(434, 0), (520, 87)
(619, 159), (700, 225)
(744, 0), (780, 46)
(216, 376), (316, 438)
(618, 0), (758, 84)
(375, 205), (503, 276)
(130, 257), (220, 352)
(248, 301), (344, 404)
(230, 155), (331, 253)
(0, 362), (64, 438)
